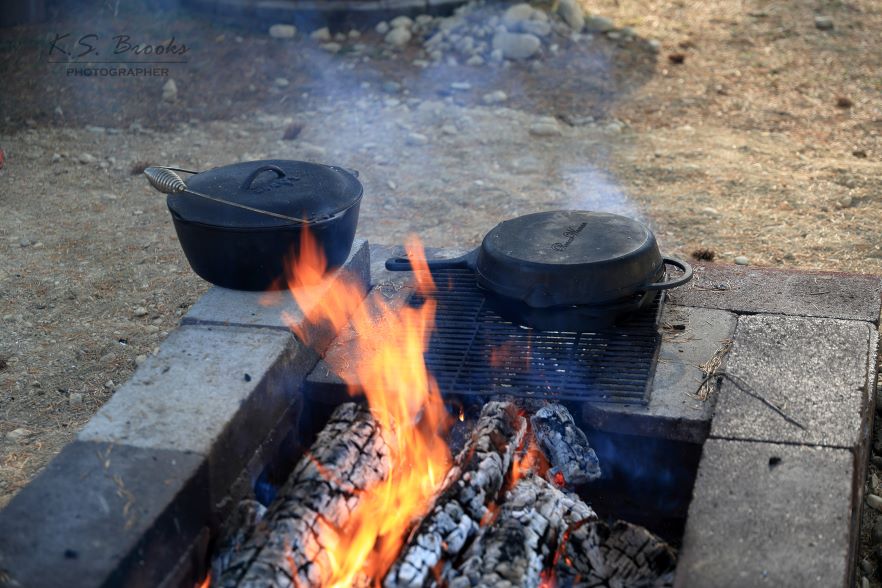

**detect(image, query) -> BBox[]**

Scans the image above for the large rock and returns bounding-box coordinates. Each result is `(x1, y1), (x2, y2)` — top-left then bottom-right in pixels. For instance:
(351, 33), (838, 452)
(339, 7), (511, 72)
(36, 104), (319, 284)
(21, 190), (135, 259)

(584, 15), (615, 33)
(390, 15), (414, 29)
(492, 31), (541, 60)
(385, 27), (412, 46)
(557, 0), (585, 31)
(268, 23), (296, 39)
(502, 3), (536, 28)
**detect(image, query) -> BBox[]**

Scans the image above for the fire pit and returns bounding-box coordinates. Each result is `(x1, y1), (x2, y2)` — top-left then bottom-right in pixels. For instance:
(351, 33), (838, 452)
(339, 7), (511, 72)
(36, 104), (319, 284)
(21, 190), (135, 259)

(0, 237), (878, 588)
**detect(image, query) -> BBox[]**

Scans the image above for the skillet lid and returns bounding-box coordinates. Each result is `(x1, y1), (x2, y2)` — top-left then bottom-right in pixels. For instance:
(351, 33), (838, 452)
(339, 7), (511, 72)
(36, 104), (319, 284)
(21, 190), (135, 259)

(475, 210), (664, 307)
(167, 159), (362, 229)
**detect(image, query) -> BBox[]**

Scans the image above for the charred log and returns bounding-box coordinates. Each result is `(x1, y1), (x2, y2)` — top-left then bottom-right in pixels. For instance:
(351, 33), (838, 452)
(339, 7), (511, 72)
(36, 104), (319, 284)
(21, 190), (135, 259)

(447, 474), (596, 588)
(217, 402), (391, 588)
(383, 401), (527, 588)
(556, 519), (677, 588)
(530, 404), (601, 486)
(211, 499), (267, 580)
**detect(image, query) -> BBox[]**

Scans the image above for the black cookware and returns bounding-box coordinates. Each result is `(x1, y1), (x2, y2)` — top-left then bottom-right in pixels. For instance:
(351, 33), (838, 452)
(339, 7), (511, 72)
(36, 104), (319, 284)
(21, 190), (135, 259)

(385, 210), (692, 330)
(144, 160), (363, 291)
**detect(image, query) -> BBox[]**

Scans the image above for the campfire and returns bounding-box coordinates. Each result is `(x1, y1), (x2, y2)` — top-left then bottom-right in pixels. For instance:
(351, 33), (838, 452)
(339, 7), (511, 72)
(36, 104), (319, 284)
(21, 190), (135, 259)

(211, 229), (677, 588)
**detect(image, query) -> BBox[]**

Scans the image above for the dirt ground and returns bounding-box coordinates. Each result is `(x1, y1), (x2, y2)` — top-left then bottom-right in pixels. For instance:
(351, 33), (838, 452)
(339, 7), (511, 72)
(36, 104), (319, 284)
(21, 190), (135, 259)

(1, 0), (881, 570)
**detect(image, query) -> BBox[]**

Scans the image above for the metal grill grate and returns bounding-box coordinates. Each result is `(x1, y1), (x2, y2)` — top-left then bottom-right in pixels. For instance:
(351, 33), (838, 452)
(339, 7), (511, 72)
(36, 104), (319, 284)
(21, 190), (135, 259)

(409, 270), (662, 405)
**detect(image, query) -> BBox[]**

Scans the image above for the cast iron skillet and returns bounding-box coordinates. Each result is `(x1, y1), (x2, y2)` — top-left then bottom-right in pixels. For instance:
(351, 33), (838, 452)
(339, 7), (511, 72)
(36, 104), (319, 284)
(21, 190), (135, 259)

(385, 211), (692, 328)
(144, 160), (362, 291)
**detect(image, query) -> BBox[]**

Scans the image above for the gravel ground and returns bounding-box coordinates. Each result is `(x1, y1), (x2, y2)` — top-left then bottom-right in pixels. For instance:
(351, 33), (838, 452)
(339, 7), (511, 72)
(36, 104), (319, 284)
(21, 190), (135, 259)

(2, 0), (882, 578)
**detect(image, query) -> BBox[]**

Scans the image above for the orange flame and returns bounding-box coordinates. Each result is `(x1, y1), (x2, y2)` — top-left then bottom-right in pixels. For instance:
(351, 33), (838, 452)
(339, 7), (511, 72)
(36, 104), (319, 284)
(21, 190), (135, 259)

(194, 572), (210, 588)
(280, 229), (452, 586)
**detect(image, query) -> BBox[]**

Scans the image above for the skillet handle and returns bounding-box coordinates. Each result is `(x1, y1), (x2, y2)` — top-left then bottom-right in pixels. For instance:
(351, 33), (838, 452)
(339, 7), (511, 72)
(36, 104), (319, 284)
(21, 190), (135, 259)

(385, 252), (474, 272)
(644, 257), (693, 290)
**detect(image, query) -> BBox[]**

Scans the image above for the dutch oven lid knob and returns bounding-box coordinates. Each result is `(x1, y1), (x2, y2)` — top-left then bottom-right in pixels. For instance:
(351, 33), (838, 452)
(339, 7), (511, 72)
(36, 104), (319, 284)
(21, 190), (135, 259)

(240, 164), (287, 190)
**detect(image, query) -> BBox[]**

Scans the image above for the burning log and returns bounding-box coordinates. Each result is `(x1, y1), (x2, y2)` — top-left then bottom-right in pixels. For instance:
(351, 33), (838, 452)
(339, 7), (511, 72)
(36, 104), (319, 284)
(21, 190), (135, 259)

(530, 404), (601, 486)
(555, 519), (677, 587)
(217, 402), (391, 588)
(383, 401), (527, 588)
(446, 474), (596, 588)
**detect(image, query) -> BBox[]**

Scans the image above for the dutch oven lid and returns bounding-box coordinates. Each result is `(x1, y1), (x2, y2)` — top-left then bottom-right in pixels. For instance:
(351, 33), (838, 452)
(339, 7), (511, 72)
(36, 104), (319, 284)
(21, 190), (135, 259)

(167, 159), (363, 229)
(475, 210), (665, 307)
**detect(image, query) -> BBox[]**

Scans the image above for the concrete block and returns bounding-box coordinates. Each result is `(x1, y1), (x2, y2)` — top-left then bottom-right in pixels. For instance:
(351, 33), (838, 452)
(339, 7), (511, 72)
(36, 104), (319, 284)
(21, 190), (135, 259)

(676, 439), (854, 588)
(667, 263), (882, 324)
(182, 239), (369, 352)
(78, 324), (316, 505)
(582, 305), (737, 443)
(710, 314), (876, 449)
(0, 441), (207, 588)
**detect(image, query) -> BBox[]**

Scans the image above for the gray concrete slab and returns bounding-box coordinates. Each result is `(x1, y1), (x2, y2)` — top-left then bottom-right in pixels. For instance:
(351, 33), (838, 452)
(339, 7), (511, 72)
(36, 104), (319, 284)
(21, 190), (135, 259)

(581, 305), (737, 443)
(78, 324), (316, 504)
(667, 262), (882, 324)
(0, 441), (208, 588)
(182, 239), (369, 352)
(710, 314), (876, 449)
(676, 439), (854, 588)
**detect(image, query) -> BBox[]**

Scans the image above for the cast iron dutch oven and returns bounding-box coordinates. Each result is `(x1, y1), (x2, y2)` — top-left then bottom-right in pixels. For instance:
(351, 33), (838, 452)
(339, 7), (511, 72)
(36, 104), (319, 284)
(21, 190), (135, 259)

(386, 210), (692, 329)
(144, 160), (363, 291)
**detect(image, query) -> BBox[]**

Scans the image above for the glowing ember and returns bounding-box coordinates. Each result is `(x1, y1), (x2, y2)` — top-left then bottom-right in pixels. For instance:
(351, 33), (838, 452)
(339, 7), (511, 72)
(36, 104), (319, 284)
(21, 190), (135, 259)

(280, 229), (452, 586)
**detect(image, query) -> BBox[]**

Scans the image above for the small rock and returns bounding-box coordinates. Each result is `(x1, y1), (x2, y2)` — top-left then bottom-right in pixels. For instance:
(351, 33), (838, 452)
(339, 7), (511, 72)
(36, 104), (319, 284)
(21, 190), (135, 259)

(133, 306), (148, 317)
(78, 152), (96, 164)
(492, 31), (541, 60)
(814, 15), (834, 30)
(390, 16), (414, 29)
(837, 196), (854, 209)
(51, 152), (61, 163)
(441, 124), (459, 135)
(161, 78), (178, 102)
(311, 27), (332, 42)
(5, 428), (31, 443)
(135, 354), (148, 366)
(416, 14), (433, 26)
(320, 42), (342, 53)
(482, 90), (508, 104)
(450, 81), (472, 91)
(406, 132), (429, 146)
(557, 0), (585, 31)
(734, 256), (749, 265)
(853, 149), (867, 158)
(606, 30), (622, 40)
(466, 55), (485, 66)
(104, 380), (115, 389)
(385, 28), (412, 47)
(349, 30), (361, 39)
(334, 32), (346, 42)
(69, 392), (84, 406)
(375, 21), (390, 34)
(269, 24), (297, 39)
(648, 39), (662, 52)
(866, 493), (882, 512)
(529, 120), (562, 137)
(274, 77), (290, 88)
(860, 558), (874, 577)
(584, 15), (615, 33)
